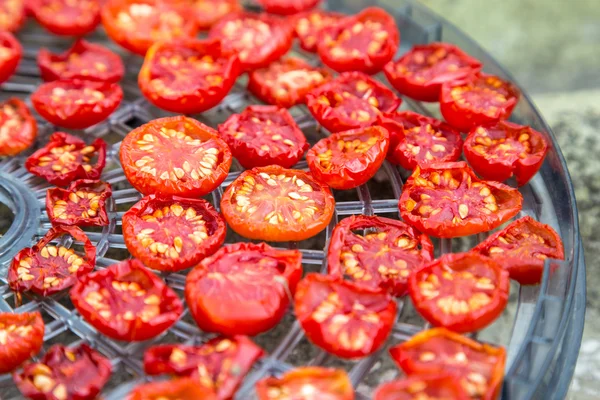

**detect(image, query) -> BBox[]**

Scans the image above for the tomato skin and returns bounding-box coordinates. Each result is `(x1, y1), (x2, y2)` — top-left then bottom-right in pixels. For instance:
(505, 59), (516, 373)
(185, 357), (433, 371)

(29, 0), (101, 36)
(188, 0), (241, 30)
(129, 377), (217, 400)
(0, 32), (21, 84)
(255, 367), (355, 400)
(0, 312), (44, 374)
(0, 0), (26, 32)
(293, 10), (345, 53)
(373, 373), (470, 400)
(46, 179), (112, 227)
(0, 98), (37, 157)
(257, 0), (320, 15)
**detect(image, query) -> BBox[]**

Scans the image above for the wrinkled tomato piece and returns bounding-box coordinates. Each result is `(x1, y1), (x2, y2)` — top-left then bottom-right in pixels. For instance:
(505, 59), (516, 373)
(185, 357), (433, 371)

(185, 242), (302, 336)
(122, 195), (226, 272)
(257, 0), (320, 16)
(0, 0), (26, 32)
(25, 132), (106, 186)
(0, 312), (44, 374)
(29, 0), (101, 36)
(218, 105), (308, 169)
(120, 116), (232, 197)
(256, 367), (354, 400)
(14, 344), (112, 400)
(46, 179), (112, 227)
(129, 377), (217, 400)
(384, 42), (482, 102)
(472, 216), (565, 285)
(221, 165), (335, 242)
(70, 259), (183, 341)
(390, 328), (506, 399)
(294, 10), (344, 53)
(307, 71), (401, 133)
(180, 0), (241, 30)
(399, 162), (523, 238)
(373, 373), (469, 400)
(327, 215), (434, 297)
(248, 57), (332, 108)
(0, 98), (37, 157)
(0, 32), (21, 84)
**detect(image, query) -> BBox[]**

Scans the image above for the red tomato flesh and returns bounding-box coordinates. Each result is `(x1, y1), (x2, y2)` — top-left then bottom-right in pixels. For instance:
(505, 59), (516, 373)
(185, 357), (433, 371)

(29, 0), (102, 36)
(46, 179), (112, 227)
(373, 373), (469, 400)
(0, 98), (37, 157)
(294, 10), (344, 53)
(0, 32), (21, 84)
(0, 312), (44, 374)
(256, 367), (355, 400)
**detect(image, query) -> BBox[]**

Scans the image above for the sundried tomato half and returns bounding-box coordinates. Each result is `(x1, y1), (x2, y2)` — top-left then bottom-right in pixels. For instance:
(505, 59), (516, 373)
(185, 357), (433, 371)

(218, 105), (308, 169)
(122, 195), (226, 272)
(306, 125), (390, 190)
(389, 328), (506, 399)
(46, 179), (112, 227)
(129, 377), (217, 400)
(306, 71), (401, 133)
(0, 0), (26, 32)
(472, 216), (565, 285)
(256, 367), (354, 400)
(384, 42), (482, 102)
(0, 32), (21, 84)
(185, 242), (302, 336)
(70, 259), (183, 341)
(373, 373), (469, 400)
(399, 162), (523, 238)
(28, 0), (102, 36)
(328, 215), (434, 297)
(13, 344), (112, 400)
(294, 10), (344, 53)
(221, 166), (335, 242)
(181, 0), (241, 30)
(25, 132), (106, 186)
(0, 312), (44, 374)
(256, 0), (320, 15)
(120, 116), (232, 197)
(0, 98), (37, 157)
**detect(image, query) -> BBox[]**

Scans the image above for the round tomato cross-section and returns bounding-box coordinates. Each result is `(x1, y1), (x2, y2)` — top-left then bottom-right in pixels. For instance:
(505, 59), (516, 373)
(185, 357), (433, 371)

(0, 312), (44, 374)
(256, 0), (320, 15)
(122, 195), (226, 272)
(120, 116), (232, 197)
(129, 377), (217, 400)
(399, 162), (523, 238)
(221, 166), (335, 242)
(0, 32), (21, 84)
(28, 0), (102, 36)
(373, 373), (469, 400)
(256, 367), (354, 400)
(0, 0), (26, 32)
(70, 259), (183, 341)
(294, 10), (344, 53)
(46, 179), (112, 227)
(0, 98), (37, 157)
(294, 273), (397, 359)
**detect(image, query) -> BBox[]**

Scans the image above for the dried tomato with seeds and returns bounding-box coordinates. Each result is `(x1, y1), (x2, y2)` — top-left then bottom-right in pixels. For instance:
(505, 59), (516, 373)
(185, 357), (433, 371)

(373, 373), (469, 400)
(389, 328), (506, 399)
(399, 162), (523, 238)
(256, 0), (320, 16)
(0, 0), (26, 32)
(185, 242), (303, 336)
(70, 259), (183, 341)
(129, 377), (217, 400)
(256, 367), (354, 400)
(0, 32), (21, 84)
(0, 312), (44, 374)
(29, 0), (102, 36)
(120, 116), (232, 198)
(294, 10), (344, 53)
(307, 71), (401, 133)
(221, 165), (335, 242)
(0, 98), (37, 157)
(46, 180), (112, 227)
(327, 215), (434, 297)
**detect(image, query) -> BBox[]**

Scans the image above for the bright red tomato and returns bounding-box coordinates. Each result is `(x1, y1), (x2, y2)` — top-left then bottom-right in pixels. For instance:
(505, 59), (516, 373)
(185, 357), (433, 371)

(373, 373), (469, 400)
(257, 0), (320, 15)
(183, 0), (241, 30)
(0, 32), (21, 84)
(0, 0), (26, 32)
(294, 10), (344, 53)
(128, 377), (217, 400)
(0, 98), (37, 157)
(0, 312), (44, 374)
(46, 179), (112, 227)
(29, 0), (101, 36)
(256, 367), (354, 400)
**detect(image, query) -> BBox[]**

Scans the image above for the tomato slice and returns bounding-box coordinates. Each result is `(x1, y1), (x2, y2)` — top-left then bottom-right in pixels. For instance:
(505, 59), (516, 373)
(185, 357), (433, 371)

(255, 367), (354, 400)
(28, 0), (101, 36)
(122, 195), (226, 272)
(373, 373), (469, 400)
(120, 116), (232, 197)
(0, 312), (44, 374)
(129, 377), (217, 400)
(221, 166), (335, 242)
(247, 57), (332, 109)
(294, 10), (344, 53)
(306, 71), (401, 133)
(185, 242), (302, 336)
(399, 162), (523, 238)
(389, 328), (506, 399)
(25, 132), (106, 187)
(440, 72), (520, 132)
(218, 105), (308, 169)
(208, 12), (293, 71)
(144, 336), (264, 398)
(327, 215), (434, 297)
(14, 344), (112, 400)
(182, 0), (241, 30)
(377, 111), (463, 170)
(70, 259), (183, 341)
(0, 0), (26, 32)
(384, 42), (482, 102)
(472, 216), (564, 285)
(46, 179), (112, 227)
(0, 98), (37, 157)
(306, 125), (390, 190)
(294, 273), (397, 359)
(317, 7), (399, 75)
(257, 0), (320, 16)
(0, 32), (21, 84)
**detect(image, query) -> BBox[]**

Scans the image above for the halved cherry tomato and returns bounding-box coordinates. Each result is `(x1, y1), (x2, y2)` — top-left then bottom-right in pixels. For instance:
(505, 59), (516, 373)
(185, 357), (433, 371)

(185, 242), (302, 336)
(46, 180), (112, 227)
(247, 57), (332, 108)
(384, 42), (482, 102)
(25, 132), (106, 186)
(0, 0), (26, 32)
(221, 165), (335, 242)
(31, 79), (123, 129)
(463, 121), (549, 186)
(218, 105), (308, 169)
(294, 10), (344, 53)
(317, 7), (399, 75)
(373, 373), (469, 400)
(37, 39), (125, 83)
(306, 71), (401, 133)
(0, 98), (37, 157)
(14, 344), (112, 400)
(144, 336), (264, 399)
(440, 72), (520, 132)
(256, 367), (354, 400)
(306, 125), (389, 190)
(472, 216), (565, 285)
(0, 32), (21, 84)
(389, 328), (506, 400)
(28, 0), (101, 36)
(129, 377), (217, 400)
(0, 312), (44, 374)
(70, 258), (183, 341)
(208, 12), (293, 71)
(377, 111), (463, 170)
(120, 116), (232, 197)
(399, 162), (523, 238)
(295, 273), (396, 359)
(257, 0), (320, 16)
(327, 215), (434, 297)
(179, 0), (241, 30)
(122, 195), (226, 272)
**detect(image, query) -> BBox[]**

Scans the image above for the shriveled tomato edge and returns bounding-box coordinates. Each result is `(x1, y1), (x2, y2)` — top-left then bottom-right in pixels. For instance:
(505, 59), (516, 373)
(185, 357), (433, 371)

(373, 372), (470, 400)
(0, 98), (38, 157)
(257, 0), (320, 16)
(29, 0), (101, 36)
(293, 10), (346, 53)
(46, 179), (112, 227)
(0, 312), (44, 374)
(128, 377), (217, 400)
(0, 32), (22, 84)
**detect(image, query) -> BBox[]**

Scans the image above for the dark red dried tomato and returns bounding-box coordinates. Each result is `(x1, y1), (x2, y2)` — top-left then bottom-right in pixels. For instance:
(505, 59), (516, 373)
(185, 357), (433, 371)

(46, 180), (112, 227)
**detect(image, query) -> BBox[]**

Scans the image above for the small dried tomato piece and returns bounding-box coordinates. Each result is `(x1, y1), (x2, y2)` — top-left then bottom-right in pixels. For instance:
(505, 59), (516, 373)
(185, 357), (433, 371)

(184, 0), (241, 30)
(29, 0), (102, 36)
(0, 312), (44, 374)
(0, 32), (21, 84)
(0, 98), (37, 157)
(256, 367), (354, 400)
(373, 373), (469, 400)
(0, 0), (26, 32)
(129, 377), (217, 400)
(46, 179), (112, 227)
(257, 0), (320, 16)
(294, 10), (344, 53)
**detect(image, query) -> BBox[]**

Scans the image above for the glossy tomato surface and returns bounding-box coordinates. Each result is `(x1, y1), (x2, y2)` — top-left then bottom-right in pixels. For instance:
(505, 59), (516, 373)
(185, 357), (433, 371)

(221, 166), (335, 242)
(0, 32), (21, 84)
(0, 312), (44, 374)
(373, 373), (469, 400)
(399, 162), (522, 238)
(294, 10), (344, 53)
(0, 0), (26, 32)
(128, 377), (217, 400)
(0, 98), (37, 157)
(256, 367), (354, 400)
(29, 0), (102, 36)
(257, 0), (320, 15)
(46, 179), (112, 227)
